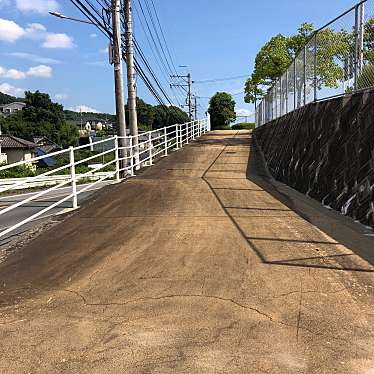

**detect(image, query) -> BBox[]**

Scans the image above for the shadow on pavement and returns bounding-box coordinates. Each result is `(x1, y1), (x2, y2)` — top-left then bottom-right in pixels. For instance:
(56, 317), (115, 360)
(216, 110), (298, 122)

(201, 133), (374, 272)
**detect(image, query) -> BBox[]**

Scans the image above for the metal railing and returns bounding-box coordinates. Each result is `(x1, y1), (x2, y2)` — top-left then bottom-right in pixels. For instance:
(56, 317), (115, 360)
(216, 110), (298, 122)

(256, 0), (374, 126)
(0, 116), (210, 239)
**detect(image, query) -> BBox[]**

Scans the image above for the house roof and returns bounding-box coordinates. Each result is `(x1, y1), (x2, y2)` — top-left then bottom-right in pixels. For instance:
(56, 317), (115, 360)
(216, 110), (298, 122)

(0, 135), (37, 149)
(0, 102), (26, 108)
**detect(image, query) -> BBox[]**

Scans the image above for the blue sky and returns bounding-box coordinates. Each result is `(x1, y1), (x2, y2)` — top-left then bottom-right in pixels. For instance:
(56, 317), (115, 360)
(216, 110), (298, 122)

(0, 0), (359, 117)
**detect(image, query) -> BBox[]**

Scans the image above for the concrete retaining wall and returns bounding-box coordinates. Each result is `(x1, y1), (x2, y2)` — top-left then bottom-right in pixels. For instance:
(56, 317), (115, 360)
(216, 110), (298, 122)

(254, 90), (374, 228)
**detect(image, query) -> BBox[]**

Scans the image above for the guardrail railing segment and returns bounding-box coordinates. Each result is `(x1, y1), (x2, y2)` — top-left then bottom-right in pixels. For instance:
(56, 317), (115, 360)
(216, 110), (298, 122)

(256, 0), (374, 126)
(0, 117), (210, 239)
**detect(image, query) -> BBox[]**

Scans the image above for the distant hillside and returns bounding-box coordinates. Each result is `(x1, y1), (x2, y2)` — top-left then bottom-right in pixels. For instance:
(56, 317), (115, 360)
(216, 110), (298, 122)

(0, 92), (25, 105)
(64, 110), (116, 123)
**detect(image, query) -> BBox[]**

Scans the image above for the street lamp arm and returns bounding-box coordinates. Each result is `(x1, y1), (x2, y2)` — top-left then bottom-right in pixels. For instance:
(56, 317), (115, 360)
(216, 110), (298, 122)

(49, 11), (95, 25)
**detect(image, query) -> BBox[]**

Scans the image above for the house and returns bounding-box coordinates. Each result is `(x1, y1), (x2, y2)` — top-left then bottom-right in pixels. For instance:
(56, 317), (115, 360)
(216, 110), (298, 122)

(0, 102), (26, 116)
(0, 135), (37, 169)
(33, 136), (61, 154)
(33, 136), (62, 168)
(76, 118), (112, 135)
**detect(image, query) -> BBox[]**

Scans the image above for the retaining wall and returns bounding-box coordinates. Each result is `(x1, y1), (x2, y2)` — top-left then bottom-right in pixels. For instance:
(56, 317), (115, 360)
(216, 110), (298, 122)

(254, 90), (374, 228)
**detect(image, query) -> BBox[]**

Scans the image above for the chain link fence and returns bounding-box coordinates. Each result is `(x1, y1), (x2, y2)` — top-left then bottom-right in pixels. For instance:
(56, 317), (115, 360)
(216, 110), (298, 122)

(256, 0), (374, 126)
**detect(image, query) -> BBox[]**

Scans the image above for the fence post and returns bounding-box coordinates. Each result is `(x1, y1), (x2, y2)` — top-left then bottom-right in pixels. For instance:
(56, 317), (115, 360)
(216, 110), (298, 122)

(280, 77), (283, 116)
(176, 124), (180, 149)
(148, 132), (153, 165)
(114, 135), (120, 182)
(186, 123), (189, 144)
(69, 146), (78, 209)
(129, 136), (135, 176)
(192, 121), (196, 140)
(313, 32), (318, 102)
(285, 70), (288, 114)
(164, 127), (168, 156)
(303, 45), (307, 105)
(292, 60), (296, 110)
(354, 5), (359, 91)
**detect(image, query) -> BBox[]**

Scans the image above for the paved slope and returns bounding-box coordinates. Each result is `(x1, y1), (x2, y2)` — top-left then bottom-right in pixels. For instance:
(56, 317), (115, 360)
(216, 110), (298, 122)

(0, 131), (373, 373)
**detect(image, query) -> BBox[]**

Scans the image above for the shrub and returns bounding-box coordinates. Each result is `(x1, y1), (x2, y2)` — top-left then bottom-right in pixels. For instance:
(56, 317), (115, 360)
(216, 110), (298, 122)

(231, 122), (256, 130)
(0, 164), (36, 178)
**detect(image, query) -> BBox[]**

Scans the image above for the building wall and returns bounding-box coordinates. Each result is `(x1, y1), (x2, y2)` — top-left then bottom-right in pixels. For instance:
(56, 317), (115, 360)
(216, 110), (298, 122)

(254, 89), (374, 228)
(5, 149), (35, 168)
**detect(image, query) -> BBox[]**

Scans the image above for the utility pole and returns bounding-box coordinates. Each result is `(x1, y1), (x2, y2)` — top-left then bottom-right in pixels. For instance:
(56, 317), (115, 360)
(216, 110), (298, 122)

(194, 96), (197, 120)
(111, 0), (126, 142)
(187, 73), (192, 120)
(124, 0), (139, 168)
(124, 0), (139, 156)
(170, 73), (194, 120)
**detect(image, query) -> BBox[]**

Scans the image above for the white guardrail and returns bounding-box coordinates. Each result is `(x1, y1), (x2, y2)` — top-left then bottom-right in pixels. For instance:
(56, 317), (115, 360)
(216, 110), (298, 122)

(0, 117), (210, 239)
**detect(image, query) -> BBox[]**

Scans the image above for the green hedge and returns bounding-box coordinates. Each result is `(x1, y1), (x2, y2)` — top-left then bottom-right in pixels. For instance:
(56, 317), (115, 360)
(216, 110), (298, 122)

(231, 122), (255, 130)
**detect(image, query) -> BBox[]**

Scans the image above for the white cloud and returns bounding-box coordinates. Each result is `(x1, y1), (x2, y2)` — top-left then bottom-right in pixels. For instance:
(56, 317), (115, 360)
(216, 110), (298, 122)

(42, 33), (75, 49)
(55, 93), (67, 100)
(3, 68), (26, 79)
(0, 82), (25, 96)
(99, 47), (108, 54)
(0, 65), (52, 79)
(26, 23), (46, 33)
(70, 105), (99, 113)
(0, 18), (75, 49)
(0, 66), (25, 79)
(27, 65), (52, 78)
(15, 0), (59, 14)
(90, 33), (98, 38)
(236, 108), (254, 116)
(6, 52), (62, 64)
(0, 18), (25, 42)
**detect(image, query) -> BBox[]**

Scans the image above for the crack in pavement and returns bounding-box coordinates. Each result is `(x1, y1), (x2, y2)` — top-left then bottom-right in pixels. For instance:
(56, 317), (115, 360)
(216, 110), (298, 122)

(61, 289), (349, 343)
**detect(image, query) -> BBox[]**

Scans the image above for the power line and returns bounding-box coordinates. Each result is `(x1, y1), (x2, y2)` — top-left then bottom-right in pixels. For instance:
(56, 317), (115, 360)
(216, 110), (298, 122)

(194, 74), (249, 84)
(70, 0), (170, 109)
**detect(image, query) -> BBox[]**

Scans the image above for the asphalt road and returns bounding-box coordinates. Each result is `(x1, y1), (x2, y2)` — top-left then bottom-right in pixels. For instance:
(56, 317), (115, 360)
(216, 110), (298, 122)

(0, 131), (373, 373)
(0, 181), (114, 246)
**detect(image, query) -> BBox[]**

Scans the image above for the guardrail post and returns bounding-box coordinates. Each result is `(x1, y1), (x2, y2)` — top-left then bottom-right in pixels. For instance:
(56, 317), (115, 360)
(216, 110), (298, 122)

(164, 127), (168, 156)
(129, 136), (135, 176)
(114, 136), (120, 182)
(175, 124), (180, 149)
(148, 132), (153, 165)
(69, 146), (78, 209)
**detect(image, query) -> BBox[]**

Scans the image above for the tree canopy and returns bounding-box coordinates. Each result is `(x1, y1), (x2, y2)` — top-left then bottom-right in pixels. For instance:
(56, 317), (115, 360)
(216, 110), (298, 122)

(208, 92), (236, 129)
(0, 90), (79, 147)
(243, 21), (367, 105)
(245, 23), (315, 104)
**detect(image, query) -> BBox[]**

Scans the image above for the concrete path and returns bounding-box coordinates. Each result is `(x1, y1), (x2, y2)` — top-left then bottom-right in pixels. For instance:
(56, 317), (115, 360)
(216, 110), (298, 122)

(0, 130), (373, 373)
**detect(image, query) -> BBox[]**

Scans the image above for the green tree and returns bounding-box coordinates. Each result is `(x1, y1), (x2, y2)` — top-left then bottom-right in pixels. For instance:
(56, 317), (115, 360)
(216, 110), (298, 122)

(136, 97), (155, 130)
(245, 23), (314, 105)
(0, 90), (80, 147)
(59, 123), (79, 148)
(152, 105), (189, 129)
(208, 92), (236, 129)
(244, 22), (355, 106)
